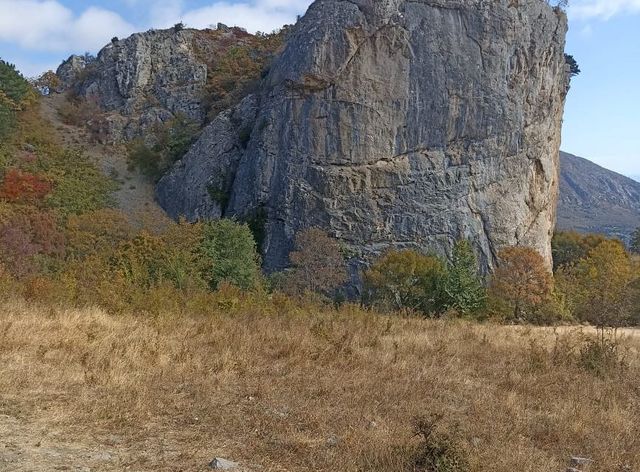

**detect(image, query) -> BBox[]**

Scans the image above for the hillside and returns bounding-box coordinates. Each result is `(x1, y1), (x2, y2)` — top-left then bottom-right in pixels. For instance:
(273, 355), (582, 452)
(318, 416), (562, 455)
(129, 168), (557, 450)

(559, 151), (640, 242)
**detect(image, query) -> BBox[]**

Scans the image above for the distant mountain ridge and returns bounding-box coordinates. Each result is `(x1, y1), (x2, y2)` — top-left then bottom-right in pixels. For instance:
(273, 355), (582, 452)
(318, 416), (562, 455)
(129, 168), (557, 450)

(558, 151), (640, 243)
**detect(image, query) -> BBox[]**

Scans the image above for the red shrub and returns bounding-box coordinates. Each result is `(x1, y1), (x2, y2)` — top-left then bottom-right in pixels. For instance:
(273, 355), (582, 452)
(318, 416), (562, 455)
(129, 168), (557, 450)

(0, 169), (52, 203)
(0, 210), (65, 279)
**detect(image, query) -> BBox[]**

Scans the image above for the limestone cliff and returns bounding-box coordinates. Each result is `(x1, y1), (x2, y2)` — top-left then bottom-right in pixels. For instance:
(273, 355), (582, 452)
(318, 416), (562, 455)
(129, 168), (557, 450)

(158, 0), (569, 273)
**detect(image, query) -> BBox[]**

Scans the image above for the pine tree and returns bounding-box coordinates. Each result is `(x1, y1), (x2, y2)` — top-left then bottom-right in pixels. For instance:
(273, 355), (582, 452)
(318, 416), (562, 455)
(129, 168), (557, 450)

(442, 240), (486, 316)
(631, 227), (640, 255)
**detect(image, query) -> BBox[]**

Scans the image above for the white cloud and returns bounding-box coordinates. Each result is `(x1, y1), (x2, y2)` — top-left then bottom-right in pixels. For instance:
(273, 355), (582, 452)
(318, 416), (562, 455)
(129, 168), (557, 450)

(0, 0), (135, 52)
(175, 0), (311, 32)
(569, 0), (640, 20)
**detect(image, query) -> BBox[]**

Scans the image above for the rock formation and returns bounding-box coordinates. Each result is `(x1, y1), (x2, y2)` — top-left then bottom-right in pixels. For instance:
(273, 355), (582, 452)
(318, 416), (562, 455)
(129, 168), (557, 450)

(57, 26), (284, 142)
(158, 0), (570, 273)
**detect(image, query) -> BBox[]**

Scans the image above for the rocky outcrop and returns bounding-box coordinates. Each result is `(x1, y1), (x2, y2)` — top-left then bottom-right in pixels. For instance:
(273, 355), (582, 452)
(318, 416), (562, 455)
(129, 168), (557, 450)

(157, 94), (259, 220)
(56, 55), (90, 91)
(57, 26), (284, 142)
(559, 152), (640, 244)
(157, 0), (569, 273)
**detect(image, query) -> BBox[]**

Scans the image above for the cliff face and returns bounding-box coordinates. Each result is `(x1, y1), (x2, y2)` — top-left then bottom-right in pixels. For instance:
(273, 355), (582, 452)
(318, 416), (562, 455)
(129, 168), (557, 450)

(559, 152), (640, 244)
(158, 0), (569, 272)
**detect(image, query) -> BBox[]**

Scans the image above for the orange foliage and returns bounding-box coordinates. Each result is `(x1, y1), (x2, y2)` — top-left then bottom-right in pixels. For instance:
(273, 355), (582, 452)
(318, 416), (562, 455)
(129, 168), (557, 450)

(0, 168), (52, 203)
(490, 246), (553, 320)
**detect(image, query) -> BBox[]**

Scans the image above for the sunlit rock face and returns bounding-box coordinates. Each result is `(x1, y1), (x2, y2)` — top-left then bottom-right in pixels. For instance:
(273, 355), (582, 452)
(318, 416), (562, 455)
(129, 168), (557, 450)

(158, 0), (569, 273)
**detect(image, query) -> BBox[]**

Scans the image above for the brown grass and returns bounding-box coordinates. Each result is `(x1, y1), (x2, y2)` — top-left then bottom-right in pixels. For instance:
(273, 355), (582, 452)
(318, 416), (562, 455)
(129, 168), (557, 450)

(1, 294), (639, 471)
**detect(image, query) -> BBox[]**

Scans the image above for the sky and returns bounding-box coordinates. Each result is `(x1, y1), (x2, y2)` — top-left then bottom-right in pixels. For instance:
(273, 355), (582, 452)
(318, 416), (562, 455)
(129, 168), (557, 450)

(0, 0), (638, 178)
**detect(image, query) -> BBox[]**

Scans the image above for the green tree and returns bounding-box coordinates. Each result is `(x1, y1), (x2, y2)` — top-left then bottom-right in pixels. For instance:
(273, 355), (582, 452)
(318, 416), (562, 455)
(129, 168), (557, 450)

(200, 219), (261, 290)
(631, 227), (640, 255)
(364, 249), (447, 315)
(441, 240), (486, 316)
(552, 231), (609, 271)
(565, 54), (580, 77)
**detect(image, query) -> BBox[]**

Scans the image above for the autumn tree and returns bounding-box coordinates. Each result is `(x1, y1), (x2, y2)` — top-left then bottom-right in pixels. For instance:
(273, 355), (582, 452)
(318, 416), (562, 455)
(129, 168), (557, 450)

(0, 209), (65, 279)
(490, 246), (553, 320)
(364, 249), (446, 315)
(558, 240), (634, 331)
(285, 228), (348, 295)
(552, 231), (609, 271)
(441, 240), (486, 316)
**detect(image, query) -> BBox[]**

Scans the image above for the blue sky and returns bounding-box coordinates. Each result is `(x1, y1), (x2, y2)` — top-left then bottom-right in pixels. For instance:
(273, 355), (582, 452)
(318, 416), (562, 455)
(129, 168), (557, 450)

(0, 0), (638, 177)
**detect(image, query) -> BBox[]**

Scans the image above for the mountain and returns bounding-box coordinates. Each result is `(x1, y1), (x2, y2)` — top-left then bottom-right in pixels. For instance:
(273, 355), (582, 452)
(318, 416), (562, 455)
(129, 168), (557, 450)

(56, 0), (570, 274)
(157, 0), (570, 272)
(558, 151), (640, 243)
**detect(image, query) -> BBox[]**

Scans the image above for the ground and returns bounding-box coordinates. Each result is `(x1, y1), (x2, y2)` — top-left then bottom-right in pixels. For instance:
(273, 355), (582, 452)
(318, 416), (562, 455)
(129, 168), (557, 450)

(0, 298), (638, 472)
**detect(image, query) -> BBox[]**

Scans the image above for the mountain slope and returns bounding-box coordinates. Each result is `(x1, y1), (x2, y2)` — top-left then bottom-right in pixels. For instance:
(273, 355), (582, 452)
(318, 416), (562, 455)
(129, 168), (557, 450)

(558, 151), (640, 242)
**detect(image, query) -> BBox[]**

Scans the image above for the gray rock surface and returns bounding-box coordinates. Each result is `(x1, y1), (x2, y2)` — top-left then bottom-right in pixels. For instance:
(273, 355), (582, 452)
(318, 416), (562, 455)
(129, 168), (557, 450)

(158, 0), (569, 272)
(56, 55), (90, 91)
(209, 457), (240, 470)
(73, 29), (208, 140)
(156, 95), (259, 220)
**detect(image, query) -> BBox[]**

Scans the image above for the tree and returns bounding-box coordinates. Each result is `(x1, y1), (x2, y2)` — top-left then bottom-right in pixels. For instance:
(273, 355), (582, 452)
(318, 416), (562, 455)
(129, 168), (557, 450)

(364, 249), (446, 315)
(631, 227), (640, 255)
(441, 240), (486, 316)
(552, 231), (609, 271)
(34, 71), (61, 92)
(200, 219), (261, 290)
(490, 247), (553, 320)
(565, 54), (581, 78)
(558, 240), (634, 332)
(285, 228), (348, 295)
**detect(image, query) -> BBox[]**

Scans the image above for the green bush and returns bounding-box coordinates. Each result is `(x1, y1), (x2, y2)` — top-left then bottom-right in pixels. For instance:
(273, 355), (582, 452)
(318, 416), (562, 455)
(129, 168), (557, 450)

(42, 149), (117, 216)
(128, 114), (199, 181)
(200, 219), (261, 290)
(0, 60), (33, 139)
(364, 249), (447, 315)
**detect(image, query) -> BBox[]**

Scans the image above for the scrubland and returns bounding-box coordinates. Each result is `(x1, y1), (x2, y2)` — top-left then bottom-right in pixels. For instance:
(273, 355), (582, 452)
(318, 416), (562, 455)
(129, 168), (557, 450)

(1, 293), (638, 471)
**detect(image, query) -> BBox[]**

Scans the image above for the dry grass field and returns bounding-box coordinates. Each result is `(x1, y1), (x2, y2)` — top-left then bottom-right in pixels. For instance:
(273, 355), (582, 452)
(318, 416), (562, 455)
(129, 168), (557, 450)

(1, 294), (639, 471)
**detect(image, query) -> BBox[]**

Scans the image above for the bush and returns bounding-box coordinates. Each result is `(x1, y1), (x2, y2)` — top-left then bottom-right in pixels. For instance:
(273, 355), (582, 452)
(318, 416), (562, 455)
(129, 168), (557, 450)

(42, 149), (116, 216)
(0, 168), (52, 203)
(283, 228), (348, 296)
(413, 415), (469, 472)
(200, 219), (261, 290)
(364, 249), (446, 315)
(127, 114), (199, 181)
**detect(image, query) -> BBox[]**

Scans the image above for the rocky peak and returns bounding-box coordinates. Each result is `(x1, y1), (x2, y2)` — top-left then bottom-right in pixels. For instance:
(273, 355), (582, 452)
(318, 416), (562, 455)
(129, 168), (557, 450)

(157, 0), (570, 275)
(56, 25), (286, 141)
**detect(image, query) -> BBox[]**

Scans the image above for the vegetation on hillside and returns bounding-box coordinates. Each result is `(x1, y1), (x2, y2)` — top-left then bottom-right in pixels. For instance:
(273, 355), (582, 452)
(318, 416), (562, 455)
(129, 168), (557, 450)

(192, 26), (290, 120)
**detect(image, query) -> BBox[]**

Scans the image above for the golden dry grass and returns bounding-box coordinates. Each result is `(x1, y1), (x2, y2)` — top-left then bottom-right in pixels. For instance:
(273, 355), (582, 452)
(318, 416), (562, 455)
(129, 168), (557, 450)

(1, 294), (639, 471)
